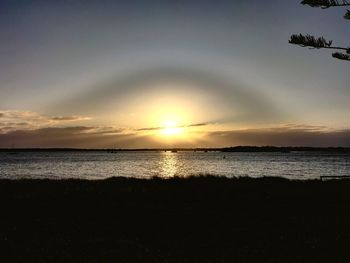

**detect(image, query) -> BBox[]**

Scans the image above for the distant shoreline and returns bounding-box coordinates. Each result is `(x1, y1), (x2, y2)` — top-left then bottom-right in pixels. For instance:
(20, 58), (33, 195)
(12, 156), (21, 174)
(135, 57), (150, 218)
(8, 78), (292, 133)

(0, 146), (350, 153)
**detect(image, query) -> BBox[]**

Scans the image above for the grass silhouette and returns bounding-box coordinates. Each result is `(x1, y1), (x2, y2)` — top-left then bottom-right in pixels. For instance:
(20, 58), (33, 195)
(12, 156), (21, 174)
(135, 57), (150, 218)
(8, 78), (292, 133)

(0, 176), (350, 262)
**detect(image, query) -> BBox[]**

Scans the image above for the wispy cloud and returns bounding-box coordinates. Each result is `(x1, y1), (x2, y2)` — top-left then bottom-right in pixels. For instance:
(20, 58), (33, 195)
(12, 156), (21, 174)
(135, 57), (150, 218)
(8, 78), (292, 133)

(135, 122), (209, 131)
(0, 110), (91, 133)
(50, 116), (91, 121)
(0, 109), (348, 148)
(279, 124), (330, 132)
(0, 126), (147, 148)
(81, 127), (126, 135)
(206, 126), (350, 147)
(187, 123), (208, 128)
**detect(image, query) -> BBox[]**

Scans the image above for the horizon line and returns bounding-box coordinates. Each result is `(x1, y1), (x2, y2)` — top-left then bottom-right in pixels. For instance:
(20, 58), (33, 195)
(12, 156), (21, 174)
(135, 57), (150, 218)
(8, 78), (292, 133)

(1, 146), (349, 152)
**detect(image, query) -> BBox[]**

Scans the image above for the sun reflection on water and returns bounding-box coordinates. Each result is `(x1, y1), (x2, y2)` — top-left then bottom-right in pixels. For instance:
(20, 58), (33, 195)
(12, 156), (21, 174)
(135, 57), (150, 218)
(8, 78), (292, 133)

(160, 151), (178, 178)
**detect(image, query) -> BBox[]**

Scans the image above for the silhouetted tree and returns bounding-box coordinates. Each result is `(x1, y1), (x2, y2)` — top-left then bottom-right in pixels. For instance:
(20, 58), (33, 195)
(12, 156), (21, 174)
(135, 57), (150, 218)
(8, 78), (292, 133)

(289, 0), (350, 61)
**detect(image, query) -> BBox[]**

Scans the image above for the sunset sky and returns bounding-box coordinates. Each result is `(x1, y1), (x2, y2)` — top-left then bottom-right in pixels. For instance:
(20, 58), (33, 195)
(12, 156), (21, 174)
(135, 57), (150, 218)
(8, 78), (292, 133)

(1, 0), (350, 148)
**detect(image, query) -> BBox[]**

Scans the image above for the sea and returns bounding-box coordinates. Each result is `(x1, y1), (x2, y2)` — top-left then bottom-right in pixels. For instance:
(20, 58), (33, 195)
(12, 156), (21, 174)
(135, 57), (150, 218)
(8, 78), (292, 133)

(0, 150), (349, 180)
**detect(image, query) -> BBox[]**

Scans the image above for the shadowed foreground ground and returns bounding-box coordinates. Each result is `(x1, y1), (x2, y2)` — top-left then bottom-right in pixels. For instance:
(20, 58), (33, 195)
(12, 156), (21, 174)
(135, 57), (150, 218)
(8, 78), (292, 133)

(1, 176), (350, 262)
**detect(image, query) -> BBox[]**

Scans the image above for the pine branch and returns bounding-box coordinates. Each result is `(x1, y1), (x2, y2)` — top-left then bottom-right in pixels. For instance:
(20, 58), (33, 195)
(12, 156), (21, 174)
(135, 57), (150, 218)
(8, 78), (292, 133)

(289, 34), (349, 51)
(301, 0), (350, 8)
(292, 1), (350, 62)
(289, 34), (333, 48)
(332, 52), (350, 60)
(344, 9), (350, 19)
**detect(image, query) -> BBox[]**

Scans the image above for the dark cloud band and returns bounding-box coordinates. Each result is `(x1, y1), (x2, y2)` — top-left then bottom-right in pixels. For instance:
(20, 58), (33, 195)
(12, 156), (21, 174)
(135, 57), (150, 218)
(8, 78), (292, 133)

(1, 126), (349, 148)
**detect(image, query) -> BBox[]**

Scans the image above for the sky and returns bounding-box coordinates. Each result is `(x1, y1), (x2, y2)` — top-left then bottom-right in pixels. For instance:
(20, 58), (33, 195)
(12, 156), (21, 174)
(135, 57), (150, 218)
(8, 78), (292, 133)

(0, 0), (350, 148)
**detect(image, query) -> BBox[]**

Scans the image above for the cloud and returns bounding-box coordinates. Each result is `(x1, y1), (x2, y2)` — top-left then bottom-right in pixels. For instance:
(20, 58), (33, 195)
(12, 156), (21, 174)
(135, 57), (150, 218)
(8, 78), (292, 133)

(135, 126), (163, 132)
(135, 122), (209, 131)
(206, 126), (350, 147)
(50, 116), (91, 121)
(0, 126), (153, 148)
(280, 124), (329, 131)
(82, 127), (126, 135)
(187, 123), (208, 128)
(0, 124), (349, 148)
(0, 110), (91, 133)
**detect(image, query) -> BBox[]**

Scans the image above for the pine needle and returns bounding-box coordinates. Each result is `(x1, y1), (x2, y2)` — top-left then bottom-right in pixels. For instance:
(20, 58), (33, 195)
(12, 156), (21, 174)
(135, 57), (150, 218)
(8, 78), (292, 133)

(289, 34), (333, 48)
(301, 0), (350, 8)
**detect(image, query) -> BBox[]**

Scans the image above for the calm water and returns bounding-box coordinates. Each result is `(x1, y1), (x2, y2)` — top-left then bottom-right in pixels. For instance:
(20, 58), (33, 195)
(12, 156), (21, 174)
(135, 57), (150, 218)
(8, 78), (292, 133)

(0, 151), (349, 180)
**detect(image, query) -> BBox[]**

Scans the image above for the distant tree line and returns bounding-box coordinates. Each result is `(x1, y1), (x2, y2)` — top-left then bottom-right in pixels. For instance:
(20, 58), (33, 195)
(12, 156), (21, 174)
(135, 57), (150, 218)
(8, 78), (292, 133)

(289, 0), (350, 61)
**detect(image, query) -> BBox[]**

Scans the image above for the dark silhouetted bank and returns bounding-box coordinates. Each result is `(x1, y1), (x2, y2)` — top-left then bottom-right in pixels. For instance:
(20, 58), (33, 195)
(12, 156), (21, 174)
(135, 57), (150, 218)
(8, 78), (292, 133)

(0, 176), (350, 262)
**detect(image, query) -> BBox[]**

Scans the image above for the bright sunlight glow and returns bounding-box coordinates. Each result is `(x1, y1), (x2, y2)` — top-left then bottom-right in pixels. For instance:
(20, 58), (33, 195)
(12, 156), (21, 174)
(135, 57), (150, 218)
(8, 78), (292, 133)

(161, 120), (183, 135)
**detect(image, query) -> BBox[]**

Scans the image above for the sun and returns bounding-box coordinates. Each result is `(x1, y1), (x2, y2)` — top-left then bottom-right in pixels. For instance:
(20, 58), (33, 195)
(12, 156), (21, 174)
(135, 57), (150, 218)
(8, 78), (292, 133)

(161, 120), (183, 136)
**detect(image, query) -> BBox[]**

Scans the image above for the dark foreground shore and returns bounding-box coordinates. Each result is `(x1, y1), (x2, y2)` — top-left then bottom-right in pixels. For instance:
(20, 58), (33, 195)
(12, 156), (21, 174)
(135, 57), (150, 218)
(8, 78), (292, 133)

(1, 176), (350, 262)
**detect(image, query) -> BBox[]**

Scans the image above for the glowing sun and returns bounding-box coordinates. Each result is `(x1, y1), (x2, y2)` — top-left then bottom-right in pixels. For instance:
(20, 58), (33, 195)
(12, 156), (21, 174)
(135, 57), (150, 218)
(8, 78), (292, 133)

(161, 120), (183, 136)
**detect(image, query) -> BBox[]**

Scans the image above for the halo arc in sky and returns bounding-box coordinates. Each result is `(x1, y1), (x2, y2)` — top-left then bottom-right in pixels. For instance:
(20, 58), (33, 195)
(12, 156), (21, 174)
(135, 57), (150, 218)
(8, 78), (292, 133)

(50, 65), (287, 128)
